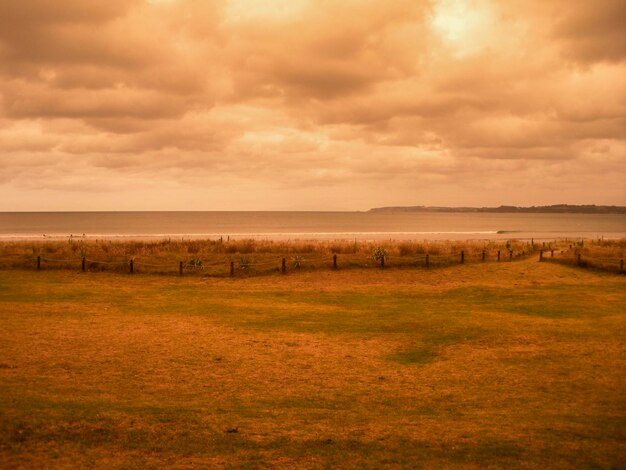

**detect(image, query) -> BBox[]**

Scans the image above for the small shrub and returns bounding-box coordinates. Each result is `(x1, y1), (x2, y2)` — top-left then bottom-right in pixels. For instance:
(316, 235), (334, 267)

(291, 255), (304, 269)
(186, 258), (204, 270)
(372, 247), (388, 262)
(238, 256), (251, 271)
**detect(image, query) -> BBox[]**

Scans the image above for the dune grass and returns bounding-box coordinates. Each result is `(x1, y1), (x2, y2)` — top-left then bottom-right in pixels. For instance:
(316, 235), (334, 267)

(0, 259), (625, 468)
(1, 237), (622, 276)
(0, 237), (607, 276)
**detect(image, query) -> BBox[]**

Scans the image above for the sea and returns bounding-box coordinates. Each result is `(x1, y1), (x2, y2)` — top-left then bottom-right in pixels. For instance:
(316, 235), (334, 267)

(0, 211), (625, 242)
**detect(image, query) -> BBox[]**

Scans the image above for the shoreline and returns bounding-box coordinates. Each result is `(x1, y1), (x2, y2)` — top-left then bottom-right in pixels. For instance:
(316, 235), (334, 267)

(1, 232), (624, 243)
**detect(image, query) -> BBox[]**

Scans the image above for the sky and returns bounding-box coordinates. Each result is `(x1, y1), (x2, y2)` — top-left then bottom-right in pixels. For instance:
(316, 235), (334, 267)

(0, 0), (624, 211)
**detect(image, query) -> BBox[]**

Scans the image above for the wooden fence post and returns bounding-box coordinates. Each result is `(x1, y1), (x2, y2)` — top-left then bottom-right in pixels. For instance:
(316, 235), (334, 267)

(509, 250), (513, 261)
(551, 250), (554, 257)
(37, 256), (41, 271)
(82, 257), (86, 272)
(179, 261), (183, 276)
(482, 250), (486, 262)
(497, 250), (500, 262)
(230, 261), (234, 276)
(333, 254), (337, 269)
(129, 259), (134, 274)
(281, 258), (286, 274)
(425, 253), (429, 268)
(577, 254), (581, 266)
(381, 256), (385, 269)
(460, 251), (464, 264)
(539, 250), (543, 262)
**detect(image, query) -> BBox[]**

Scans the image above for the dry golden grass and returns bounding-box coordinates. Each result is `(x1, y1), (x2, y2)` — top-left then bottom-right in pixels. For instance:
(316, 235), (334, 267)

(0, 259), (624, 468)
(542, 239), (625, 273)
(0, 237), (600, 276)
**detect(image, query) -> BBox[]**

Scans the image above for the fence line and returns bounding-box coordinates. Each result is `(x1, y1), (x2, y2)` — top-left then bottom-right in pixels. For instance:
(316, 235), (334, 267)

(86, 259), (128, 266)
(40, 257), (79, 263)
(16, 248), (624, 277)
(540, 249), (624, 274)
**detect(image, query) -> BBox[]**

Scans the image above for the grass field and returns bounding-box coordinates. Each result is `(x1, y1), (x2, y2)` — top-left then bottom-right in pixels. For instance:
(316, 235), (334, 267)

(0, 259), (624, 468)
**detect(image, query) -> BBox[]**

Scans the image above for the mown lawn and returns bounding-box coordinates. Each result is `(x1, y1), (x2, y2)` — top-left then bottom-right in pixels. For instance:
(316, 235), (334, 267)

(0, 260), (624, 468)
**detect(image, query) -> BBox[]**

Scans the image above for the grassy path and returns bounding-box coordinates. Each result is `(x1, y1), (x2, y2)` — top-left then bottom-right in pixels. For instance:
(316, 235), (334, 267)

(0, 260), (624, 468)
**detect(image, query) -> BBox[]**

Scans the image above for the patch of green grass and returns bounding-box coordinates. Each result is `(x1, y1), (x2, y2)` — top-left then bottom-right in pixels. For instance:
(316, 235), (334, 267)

(444, 284), (625, 318)
(387, 348), (438, 365)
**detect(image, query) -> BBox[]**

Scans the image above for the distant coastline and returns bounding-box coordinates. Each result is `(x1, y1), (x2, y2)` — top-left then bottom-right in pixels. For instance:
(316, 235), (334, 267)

(368, 204), (626, 214)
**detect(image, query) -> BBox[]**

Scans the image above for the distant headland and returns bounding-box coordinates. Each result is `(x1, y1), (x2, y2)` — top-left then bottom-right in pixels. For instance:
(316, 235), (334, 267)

(368, 204), (626, 214)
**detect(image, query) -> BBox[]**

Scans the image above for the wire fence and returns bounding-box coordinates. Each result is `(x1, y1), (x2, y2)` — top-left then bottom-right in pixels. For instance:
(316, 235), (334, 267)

(541, 248), (625, 274)
(13, 247), (620, 277)
(1, 239), (622, 277)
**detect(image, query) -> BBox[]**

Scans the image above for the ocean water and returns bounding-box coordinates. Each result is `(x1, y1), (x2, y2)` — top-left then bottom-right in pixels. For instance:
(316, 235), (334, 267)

(0, 211), (624, 241)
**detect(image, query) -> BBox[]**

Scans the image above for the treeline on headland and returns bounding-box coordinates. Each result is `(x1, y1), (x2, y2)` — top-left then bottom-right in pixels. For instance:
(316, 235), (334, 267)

(368, 204), (626, 214)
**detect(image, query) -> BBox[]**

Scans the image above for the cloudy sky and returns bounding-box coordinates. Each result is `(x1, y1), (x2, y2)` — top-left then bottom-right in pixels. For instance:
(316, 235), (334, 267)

(1, 0), (624, 211)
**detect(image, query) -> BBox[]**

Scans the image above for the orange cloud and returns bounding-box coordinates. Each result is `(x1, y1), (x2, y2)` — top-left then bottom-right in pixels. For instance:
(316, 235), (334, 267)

(0, 0), (624, 210)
